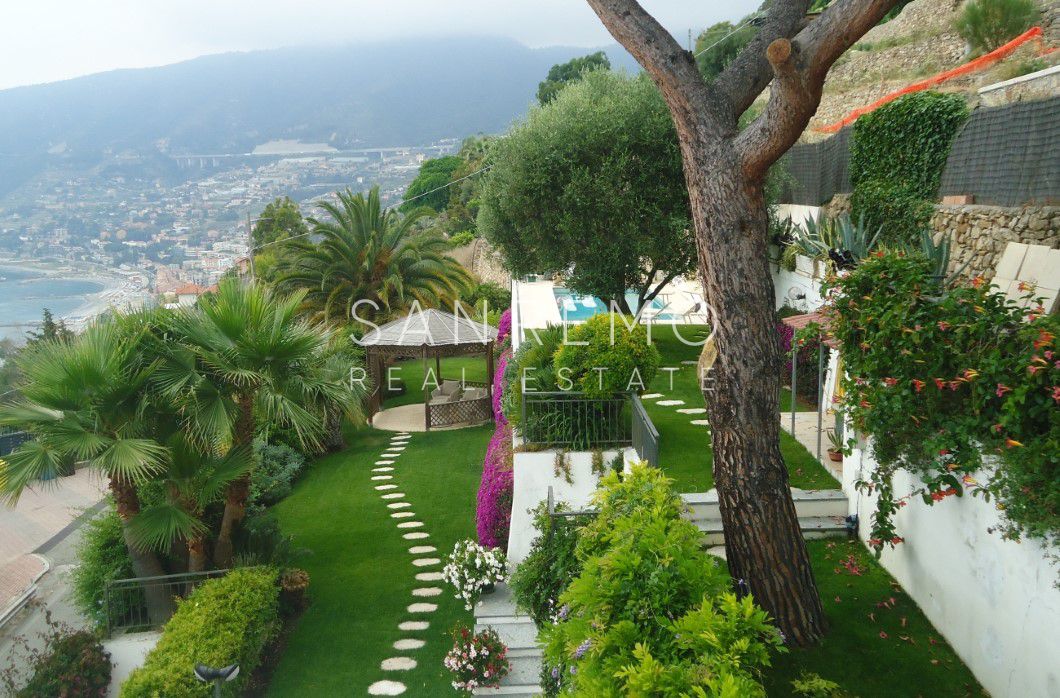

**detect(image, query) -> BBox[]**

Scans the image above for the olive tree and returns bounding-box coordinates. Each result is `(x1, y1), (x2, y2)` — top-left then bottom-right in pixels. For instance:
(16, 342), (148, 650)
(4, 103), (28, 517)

(478, 70), (695, 316)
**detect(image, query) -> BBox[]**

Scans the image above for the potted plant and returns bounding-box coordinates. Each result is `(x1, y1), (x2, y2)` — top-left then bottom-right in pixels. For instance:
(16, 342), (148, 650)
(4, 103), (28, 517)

(444, 625), (511, 694)
(442, 540), (507, 611)
(826, 429), (844, 462)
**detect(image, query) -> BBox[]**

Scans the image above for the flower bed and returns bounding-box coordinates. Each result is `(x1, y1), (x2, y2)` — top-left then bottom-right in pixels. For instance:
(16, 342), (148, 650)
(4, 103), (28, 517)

(444, 626), (511, 693)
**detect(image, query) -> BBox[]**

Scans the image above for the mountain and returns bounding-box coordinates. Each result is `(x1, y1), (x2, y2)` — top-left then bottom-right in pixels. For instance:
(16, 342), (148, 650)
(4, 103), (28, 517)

(0, 37), (639, 196)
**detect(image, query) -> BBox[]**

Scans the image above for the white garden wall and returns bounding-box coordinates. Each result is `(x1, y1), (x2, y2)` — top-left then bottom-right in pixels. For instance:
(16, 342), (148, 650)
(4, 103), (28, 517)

(842, 443), (1060, 698)
(506, 445), (637, 565)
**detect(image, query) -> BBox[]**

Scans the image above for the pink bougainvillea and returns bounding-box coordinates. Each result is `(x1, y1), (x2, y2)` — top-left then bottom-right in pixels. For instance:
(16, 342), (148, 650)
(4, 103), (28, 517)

(476, 422), (513, 549)
(492, 349), (510, 427)
(496, 308), (512, 346)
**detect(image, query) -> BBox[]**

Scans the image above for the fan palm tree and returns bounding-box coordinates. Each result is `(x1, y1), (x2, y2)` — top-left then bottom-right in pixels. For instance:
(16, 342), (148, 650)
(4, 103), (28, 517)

(279, 186), (473, 326)
(159, 277), (365, 567)
(0, 317), (177, 621)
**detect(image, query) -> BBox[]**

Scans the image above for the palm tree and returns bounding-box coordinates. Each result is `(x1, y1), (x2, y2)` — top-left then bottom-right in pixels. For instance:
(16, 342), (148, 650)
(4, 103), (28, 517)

(0, 318), (177, 621)
(160, 277), (365, 567)
(279, 186), (473, 326)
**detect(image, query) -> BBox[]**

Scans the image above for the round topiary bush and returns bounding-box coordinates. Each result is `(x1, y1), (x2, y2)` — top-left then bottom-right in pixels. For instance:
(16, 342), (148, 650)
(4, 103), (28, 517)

(553, 314), (660, 398)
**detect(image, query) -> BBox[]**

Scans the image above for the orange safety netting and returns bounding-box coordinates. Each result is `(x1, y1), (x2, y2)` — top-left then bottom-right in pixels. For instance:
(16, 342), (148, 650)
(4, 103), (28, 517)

(816, 26), (1054, 133)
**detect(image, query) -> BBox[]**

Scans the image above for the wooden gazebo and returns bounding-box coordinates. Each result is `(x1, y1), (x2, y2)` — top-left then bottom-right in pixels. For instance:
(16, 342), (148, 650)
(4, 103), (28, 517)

(362, 309), (498, 430)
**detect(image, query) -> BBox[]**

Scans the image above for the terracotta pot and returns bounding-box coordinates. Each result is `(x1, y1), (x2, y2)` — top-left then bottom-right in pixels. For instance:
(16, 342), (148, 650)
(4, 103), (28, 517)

(827, 449), (843, 463)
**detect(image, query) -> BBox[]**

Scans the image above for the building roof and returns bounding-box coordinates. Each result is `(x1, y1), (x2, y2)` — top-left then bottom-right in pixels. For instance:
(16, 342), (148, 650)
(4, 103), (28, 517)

(172, 283), (207, 296)
(781, 310), (839, 349)
(361, 308), (497, 349)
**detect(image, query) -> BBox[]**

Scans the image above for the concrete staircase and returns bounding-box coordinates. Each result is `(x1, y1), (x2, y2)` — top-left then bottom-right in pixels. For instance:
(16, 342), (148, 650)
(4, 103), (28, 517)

(473, 583), (542, 697)
(682, 488), (849, 546)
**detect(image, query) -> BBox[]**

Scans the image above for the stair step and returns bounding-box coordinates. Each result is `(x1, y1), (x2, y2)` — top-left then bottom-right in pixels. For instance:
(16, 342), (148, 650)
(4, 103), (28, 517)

(475, 583), (519, 618)
(501, 648), (544, 685)
(696, 516), (847, 545)
(475, 616), (538, 650)
(473, 685), (543, 697)
(682, 488), (847, 520)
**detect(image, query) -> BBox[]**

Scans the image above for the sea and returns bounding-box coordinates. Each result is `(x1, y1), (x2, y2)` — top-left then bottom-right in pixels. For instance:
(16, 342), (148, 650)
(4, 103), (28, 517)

(0, 264), (106, 343)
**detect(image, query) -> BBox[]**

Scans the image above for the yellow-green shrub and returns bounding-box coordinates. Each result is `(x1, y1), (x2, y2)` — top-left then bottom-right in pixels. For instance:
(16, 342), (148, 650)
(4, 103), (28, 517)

(120, 567), (280, 697)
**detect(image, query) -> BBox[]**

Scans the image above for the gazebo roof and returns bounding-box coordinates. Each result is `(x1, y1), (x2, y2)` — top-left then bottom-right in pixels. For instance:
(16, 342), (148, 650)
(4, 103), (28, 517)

(361, 308), (498, 349)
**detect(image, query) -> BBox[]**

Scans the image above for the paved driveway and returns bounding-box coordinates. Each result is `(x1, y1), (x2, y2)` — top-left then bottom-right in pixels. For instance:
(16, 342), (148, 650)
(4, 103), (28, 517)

(0, 468), (106, 616)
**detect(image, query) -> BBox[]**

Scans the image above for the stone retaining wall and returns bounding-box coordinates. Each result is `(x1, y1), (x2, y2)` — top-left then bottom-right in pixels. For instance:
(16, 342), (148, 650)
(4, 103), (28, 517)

(932, 204), (1060, 280)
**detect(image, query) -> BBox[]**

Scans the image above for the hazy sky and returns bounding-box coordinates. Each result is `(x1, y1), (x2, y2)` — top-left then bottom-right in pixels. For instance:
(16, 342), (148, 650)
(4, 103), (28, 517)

(1, 0), (758, 90)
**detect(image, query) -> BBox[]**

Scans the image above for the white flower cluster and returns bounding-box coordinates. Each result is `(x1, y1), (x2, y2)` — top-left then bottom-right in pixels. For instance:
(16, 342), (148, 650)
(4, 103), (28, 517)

(442, 539), (508, 611)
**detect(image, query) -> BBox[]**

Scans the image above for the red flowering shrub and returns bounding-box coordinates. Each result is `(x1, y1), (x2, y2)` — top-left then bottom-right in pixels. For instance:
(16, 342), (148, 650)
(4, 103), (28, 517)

(824, 251), (1060, 550)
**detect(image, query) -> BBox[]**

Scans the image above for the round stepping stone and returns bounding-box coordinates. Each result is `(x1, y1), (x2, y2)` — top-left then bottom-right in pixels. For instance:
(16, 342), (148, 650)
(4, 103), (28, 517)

(676, 407), (707, 414)
(393, 638), (426, 650)
(372, 466), (395, 472)
(399, 621), (429, 631)
(375, 484), (398, 491)
(403, 532), (429, 540)
(415, 571), (443, 581)
(382, 493), (405, 500)
(656, 399), (685, 406)
(381, 656), (417, 671)
(376, 459), (395, 465)
(412, 557), (440, 567)
(388, 502), (411, 509)
(391, 511), (415, 518)
(412, 587), (442, 597)
(371, 475), (393, 481)
(368, 679), (407, 695)
(408, 545), (436, 554)
(681, 359), (697, 365)
(691, 419), (711, 426)
(407, 603), (437, 613)
(398, 521), (424, 529)
(641, 392), (663, 399)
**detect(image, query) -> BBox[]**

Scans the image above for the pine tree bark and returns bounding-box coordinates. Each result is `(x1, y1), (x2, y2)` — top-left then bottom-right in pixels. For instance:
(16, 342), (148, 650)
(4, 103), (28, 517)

(584, 0), (900, 645)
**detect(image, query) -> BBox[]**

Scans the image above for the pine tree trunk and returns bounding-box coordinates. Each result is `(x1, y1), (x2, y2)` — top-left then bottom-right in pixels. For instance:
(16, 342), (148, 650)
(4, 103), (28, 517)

(213, 394), (256, 567)
(110, 477), (177, 625)
(689, 144), (826, 645)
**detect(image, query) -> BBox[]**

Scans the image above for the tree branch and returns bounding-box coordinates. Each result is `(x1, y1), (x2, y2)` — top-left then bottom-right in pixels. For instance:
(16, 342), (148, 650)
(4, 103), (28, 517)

(584, 0), (720, 130)
(713, 0), (813, 118)
(735, 0), (901, 179)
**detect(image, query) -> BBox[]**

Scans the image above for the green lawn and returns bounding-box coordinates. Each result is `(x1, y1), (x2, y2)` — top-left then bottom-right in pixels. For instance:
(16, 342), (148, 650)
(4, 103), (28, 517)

(268, 425), (492, 696)
(381, 357), (490, 408)
(765, 539), (985, 697)
(644, 324), (838, 492)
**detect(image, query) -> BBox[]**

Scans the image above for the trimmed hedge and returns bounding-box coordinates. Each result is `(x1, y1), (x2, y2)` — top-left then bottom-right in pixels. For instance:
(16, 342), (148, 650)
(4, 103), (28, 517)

(120, 567), (280, 697)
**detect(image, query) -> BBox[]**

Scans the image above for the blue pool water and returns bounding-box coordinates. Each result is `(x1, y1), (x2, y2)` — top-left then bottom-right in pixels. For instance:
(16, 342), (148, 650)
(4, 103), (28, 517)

(553, 287), (678, 322)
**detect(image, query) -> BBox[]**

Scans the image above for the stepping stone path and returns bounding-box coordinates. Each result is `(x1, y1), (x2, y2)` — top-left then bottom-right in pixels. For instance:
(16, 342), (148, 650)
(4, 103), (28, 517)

(656, 399), (685, 406)
(691, 419), (710, 426)
(676, 408), (707, 414)
(641, 392), (663, 399)
(368, 680), (407, 695)
(370, 433), (448, 695)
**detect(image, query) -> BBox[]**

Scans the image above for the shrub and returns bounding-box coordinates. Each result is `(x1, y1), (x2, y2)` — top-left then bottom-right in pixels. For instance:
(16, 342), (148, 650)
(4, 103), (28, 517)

(553, 314), (661, 398)
(956, 0), (1040, 54)
(250, 439), (307, 506)
(120, 567), (280, 698)
(476, 422), (515, 549)
(541, 465), (783, 695)
(73, 505), (135, 628)
(1, 616), (111, 698)
(444, 626), (511, 693)
(849, 92), (968, 246)
(449, 230), (475, 247)
(849, 180), (934, 247)
(824, 251), (1060, 549)
(501, 325), (565, 425)
(509, 501), (585, 627)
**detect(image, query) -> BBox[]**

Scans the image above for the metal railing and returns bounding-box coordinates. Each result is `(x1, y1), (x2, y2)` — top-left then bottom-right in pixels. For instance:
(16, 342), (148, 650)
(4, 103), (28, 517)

(0, 430), (30, 457)
(521, 391), (631, 450)
(104, 569), (228, 635)
(630, 395), (660, 467)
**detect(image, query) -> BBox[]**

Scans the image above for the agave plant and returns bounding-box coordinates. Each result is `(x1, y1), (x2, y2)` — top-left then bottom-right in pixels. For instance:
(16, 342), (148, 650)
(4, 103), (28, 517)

(914, 229), (971, 285)
(279, 185), (473, 326)
(781, 213), (883, 272)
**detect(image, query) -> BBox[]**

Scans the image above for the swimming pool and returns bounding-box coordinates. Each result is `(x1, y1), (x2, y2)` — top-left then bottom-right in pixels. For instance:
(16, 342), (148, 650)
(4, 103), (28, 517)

(552, 287), (678, 322)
